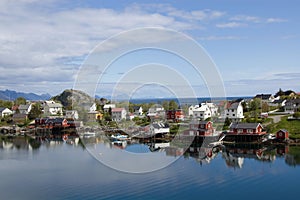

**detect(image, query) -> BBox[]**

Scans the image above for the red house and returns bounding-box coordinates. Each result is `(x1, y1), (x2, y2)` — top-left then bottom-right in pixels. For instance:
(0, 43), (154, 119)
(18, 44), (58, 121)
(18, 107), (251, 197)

(276, 129), (289, 140)
(166, 109), (184, 122)
(225, 123), (266, 143)
(228, 123), (265, 135)
(185, 121), (215, 136)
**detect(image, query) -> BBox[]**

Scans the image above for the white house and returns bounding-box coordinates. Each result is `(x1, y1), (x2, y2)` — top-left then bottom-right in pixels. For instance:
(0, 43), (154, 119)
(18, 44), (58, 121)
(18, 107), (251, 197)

(111, 108), (127, 121)
(189, 102), (218, 120)
(147, 104), (165, 119)
(43, 101), (63, 116)
(18, 104), (32, 114)
(0, 107), (13, 118)
(268, 99), (287, 107)
(133, 106), (143, 116)
(150, 122), (170, 135)
(103, 104), (116, 112)
(284, 99), (300, 113)
(224, 102), (244, 122)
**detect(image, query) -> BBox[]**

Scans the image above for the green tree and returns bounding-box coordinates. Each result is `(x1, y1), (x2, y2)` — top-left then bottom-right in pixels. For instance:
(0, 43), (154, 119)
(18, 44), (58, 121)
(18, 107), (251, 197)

(0, 100), (13, 108)
(249, 98), (261, 118)
(169, 100), (178, 110)
(28, 103), (42, 120)
(261, 102), (269, 113)
(14, 97), (26, 105)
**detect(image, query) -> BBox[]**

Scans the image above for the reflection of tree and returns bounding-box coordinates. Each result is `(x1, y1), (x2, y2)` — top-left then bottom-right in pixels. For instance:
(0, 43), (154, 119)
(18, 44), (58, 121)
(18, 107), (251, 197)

(28, 137), (41, 149)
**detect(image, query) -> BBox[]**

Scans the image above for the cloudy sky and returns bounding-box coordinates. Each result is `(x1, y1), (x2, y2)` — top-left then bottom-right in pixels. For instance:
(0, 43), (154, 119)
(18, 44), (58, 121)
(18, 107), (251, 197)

(0, 0), (299, 98)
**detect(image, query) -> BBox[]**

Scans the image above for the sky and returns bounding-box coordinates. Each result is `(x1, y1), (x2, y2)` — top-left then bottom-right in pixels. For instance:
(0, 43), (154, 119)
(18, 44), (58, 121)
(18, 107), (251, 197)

(0, 0), (299, 98)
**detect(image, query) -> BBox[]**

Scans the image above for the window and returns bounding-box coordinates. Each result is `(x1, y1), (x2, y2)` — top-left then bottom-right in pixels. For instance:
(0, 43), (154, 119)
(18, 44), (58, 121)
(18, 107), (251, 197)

(233, 114), (235, 116)
(247, 129), (253, 133)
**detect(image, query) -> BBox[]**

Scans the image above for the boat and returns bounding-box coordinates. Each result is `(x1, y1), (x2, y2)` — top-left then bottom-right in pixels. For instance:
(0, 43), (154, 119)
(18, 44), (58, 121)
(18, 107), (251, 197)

(110, 133), (128, 140)
(82, 132), (96, 138)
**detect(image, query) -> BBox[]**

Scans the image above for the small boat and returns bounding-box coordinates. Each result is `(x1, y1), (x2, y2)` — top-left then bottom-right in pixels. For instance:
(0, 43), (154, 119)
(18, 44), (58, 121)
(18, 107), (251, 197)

(110, 133), (128, 140)
(83, 132), (96, 138)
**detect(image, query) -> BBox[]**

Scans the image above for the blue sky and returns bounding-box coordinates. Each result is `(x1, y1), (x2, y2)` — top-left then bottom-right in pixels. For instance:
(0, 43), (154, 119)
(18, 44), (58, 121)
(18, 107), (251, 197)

(0, 0), (299, 98)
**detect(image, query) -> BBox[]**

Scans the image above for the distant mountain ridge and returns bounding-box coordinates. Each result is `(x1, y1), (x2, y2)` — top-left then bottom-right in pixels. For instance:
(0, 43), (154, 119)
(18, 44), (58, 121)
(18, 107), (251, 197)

(0, 89), (51, 101)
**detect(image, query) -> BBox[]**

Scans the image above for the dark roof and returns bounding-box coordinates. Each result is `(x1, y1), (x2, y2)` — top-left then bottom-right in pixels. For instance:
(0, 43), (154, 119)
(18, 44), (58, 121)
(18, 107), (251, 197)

(46, 118), (65, 124)
(278, 129), (288, 133)
(254, 94), (272, 100)
(230, 123), (262, 129)
(18, 104), (31, 110)
(0, 107), (5, 112)
(273, 99), (284, 104)
(151, 123), (169, 129)
(229, 102), (240, 109)
(133, 106), (142, 110)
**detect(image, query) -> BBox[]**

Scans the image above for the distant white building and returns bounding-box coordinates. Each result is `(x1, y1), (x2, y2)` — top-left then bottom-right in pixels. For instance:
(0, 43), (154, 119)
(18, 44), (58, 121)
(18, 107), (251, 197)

(0, 107), (13, 118)
(150, 122), (170, 135)
(133, 106), (143, 116)
(189, 102), (218, 120)
(111, 108), (127, 121)
(147, 104), (165, 119)
(103, 104), (116, 112)
(224, 102), (244, 122)
(43, 101), (63, 116)
(284, 99), (300, 113)
(18, 104), (32, 114)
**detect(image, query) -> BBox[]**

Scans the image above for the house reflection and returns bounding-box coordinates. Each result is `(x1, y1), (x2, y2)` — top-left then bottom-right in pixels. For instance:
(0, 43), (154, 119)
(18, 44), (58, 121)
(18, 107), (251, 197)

(0, 136), (41, 150)
(223, 144), (276, 169)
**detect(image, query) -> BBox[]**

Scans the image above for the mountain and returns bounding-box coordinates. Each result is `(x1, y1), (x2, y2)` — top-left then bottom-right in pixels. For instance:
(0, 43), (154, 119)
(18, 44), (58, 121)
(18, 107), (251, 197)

(51, 89), (95, 109)
(0, 89), (51, 101)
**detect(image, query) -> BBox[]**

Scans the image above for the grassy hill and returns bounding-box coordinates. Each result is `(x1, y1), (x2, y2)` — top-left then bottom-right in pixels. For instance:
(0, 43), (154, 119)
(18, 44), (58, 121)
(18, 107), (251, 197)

(266, 116), (300, 139)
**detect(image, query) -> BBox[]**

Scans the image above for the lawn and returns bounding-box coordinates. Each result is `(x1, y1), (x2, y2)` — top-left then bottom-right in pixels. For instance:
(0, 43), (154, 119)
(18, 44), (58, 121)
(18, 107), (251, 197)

(266, 116), (300, 139)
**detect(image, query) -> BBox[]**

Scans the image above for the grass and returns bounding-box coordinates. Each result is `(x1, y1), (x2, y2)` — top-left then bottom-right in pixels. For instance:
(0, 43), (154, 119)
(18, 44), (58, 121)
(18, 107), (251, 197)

(266, 116), (300, 139)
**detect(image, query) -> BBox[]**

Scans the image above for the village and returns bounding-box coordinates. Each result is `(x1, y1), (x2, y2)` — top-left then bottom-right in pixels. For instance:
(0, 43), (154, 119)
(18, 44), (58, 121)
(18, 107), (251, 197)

(0, 88), (299, 145)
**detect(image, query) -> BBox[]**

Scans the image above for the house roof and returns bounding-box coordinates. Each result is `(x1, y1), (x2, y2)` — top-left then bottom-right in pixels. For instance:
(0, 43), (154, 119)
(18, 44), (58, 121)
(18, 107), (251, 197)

(228, 102), (241, 109)
(103, 104), (116, 109)
(112, 108), (125, 112)
(46, 118), (65, 123)
(254, 94), (272, 100)
(278, 129), (288, 133)
(273, 99), (285, 104)
(0, 107), (6, 112)
(230, 123), (262, 129)
(133, 106), (142, 110)
(46, 102), (63, 108)
(18, 104), (31, 110)
(151, 122), (169, 129)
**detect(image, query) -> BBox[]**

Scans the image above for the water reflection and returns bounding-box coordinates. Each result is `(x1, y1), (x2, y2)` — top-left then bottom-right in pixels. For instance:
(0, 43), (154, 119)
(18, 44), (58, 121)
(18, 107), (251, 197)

(1, 134), (300, 168)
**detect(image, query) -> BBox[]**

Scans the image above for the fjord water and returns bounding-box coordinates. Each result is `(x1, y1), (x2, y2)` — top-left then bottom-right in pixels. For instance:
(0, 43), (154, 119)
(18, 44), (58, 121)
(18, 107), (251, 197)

(1, 138), (300, 200)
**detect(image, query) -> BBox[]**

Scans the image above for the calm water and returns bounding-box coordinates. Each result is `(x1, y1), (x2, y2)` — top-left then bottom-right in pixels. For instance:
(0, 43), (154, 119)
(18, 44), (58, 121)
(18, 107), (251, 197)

(1, 136), (300, 200)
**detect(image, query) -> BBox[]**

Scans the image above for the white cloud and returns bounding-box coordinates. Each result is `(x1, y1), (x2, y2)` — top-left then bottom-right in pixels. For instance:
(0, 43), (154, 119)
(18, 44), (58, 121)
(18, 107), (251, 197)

(216, 22), (247, 28)
(0, 2), (199, 94)
(230, 15), (287, 24)
(198, 35), (244, 40)
(266, 18), (287, 23)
